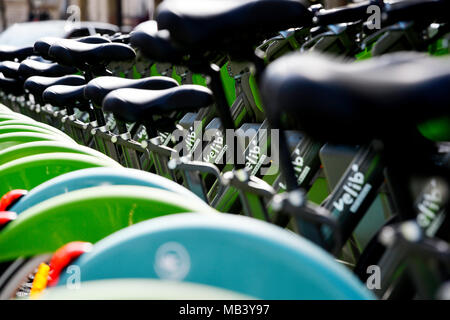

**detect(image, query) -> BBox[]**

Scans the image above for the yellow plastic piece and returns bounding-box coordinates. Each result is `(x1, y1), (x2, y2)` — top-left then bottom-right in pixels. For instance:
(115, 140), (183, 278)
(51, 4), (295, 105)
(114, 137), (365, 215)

(30, 263), (50, 299)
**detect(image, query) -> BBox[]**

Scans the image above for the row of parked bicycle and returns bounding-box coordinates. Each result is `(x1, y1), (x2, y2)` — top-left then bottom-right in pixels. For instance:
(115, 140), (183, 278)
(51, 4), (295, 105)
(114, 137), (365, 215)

(0, 0), (449, 300)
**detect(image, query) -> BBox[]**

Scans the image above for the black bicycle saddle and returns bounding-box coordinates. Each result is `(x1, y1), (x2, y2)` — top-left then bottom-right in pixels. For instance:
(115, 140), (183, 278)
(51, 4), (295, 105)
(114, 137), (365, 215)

(103, 85), (213, 123)
(0, 61), (21, 79)
(43, 84), (88, 107)
(0, 45), (34, 62)
(383, 0), (449, 25)
(0, 77), (25, 96)
(85, 76), (179, 106)
(134, 20), (158, 33)
(19, 59), (77, 78)
(260, 52), (450, 144)
(156, 0), (313, 51)
(130, 22), (186, 63)
(48, 40), (136, 68)
(34, 35), (111, 60)
(314, 0), (382, 26)
(25, 75), (85, 101)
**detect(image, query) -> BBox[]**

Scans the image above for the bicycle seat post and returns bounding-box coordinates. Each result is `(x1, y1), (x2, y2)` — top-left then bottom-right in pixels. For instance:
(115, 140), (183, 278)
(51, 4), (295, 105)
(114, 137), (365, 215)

(187, 59), (246, 170)
(193, 61), (236, 132)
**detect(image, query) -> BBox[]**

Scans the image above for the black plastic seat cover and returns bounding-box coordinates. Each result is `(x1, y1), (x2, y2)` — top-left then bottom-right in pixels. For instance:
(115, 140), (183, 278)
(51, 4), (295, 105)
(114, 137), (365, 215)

(314, 0), (379, 26)
(19, 59), (77, 78)
(103, 85), (213, 123)
(0, 45), (34, 62)
(0, 77), (25, 96)
(260, 52), (450, 144)
(0, 61), (21, 79)
(131, 26), (186, 63)
(85, 76), (179, 106)
(34, 36), (111, 60)
(156, 0), (313, 50)
(110, 33), (131, 44)
(25, 75), (85, 99)
(133, 20), (158, 33)
(43, 84), (88, 106)
(48, 40), (136, 68)
(383, 0), (449, 25)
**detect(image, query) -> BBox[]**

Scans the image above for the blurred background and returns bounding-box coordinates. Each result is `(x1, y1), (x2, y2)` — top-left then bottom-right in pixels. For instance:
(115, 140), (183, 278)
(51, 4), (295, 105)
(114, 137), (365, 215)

(0, 0), (360, 33)
(0, 0), (164, 32)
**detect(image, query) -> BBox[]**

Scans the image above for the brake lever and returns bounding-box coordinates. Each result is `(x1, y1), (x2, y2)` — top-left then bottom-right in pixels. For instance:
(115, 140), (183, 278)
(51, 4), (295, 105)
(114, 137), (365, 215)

(221, 169), (276, 221)
(169, 157), (223, 182)
(222, 169), (276, 199)
(271, 190), (342, 254)
(141, 136), (177, 157)
(168, 156), (225, 203)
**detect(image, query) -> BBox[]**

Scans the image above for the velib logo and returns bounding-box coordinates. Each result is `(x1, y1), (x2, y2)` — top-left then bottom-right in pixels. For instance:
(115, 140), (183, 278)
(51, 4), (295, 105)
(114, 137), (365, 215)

(279, 148), (310, 190)
(245, 139), (267, 176)
(245, 140), (260, 169)
(171, 122), (280, 176)
(159, 131), (172, 146)
(203, 129), (225, 163)
(416, 179), (447, 234)
(185, 126), (199, 152)
(333, 164), (371, 213)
